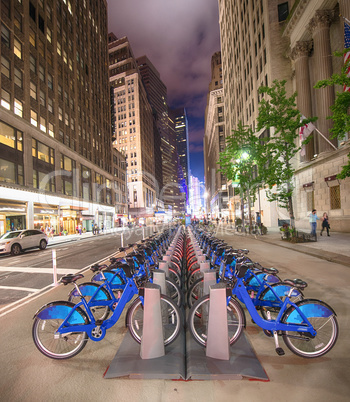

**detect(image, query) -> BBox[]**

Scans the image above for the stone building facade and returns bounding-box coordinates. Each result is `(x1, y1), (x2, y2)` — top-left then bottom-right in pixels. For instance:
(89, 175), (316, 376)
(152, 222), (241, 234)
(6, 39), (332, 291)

(218, 0), (350, 231)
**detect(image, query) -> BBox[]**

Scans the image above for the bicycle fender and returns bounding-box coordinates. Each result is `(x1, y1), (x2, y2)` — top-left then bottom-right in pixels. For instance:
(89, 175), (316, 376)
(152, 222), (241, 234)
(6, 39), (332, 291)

(33, 301), (87, 324)
(262, 285), (302, 301)
(284, 299), (336, 324)
(70, 283), (110, 301)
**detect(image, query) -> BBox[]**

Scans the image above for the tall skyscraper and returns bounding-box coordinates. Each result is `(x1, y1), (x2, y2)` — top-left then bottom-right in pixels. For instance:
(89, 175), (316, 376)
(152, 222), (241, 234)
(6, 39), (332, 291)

(0, 0), (126, 235)
(108, 35), (156, 222)
(204, 51), (228, 219)
(136, 55), (182, 213)
(173, 108), (190, 199)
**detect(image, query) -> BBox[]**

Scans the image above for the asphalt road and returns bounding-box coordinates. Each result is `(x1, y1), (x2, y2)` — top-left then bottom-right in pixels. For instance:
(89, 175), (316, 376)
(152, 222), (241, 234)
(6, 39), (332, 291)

(0, 226), (157, 310)
(1, 229), (349, 401)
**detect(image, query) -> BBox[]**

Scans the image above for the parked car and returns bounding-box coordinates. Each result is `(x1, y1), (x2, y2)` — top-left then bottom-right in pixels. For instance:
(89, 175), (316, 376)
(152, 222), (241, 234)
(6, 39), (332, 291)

(0, 230), (48, 256)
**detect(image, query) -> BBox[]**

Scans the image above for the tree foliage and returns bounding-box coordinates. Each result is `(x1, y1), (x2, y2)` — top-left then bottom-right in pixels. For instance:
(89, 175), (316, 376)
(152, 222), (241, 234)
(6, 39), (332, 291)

(257, 80), (315, 226)
(218, 121), (261, 201)
(314, 50), (350, 179)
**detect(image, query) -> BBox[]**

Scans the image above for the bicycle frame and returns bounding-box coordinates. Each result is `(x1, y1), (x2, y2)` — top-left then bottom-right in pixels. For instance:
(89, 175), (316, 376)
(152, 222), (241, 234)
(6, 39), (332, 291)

(38, 278), (140, 342)
(231, 278), (318, 335)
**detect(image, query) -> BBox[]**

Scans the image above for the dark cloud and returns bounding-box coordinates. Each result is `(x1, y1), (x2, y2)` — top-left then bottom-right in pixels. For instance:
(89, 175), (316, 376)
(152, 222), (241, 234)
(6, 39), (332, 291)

(107, 0), (220, 180)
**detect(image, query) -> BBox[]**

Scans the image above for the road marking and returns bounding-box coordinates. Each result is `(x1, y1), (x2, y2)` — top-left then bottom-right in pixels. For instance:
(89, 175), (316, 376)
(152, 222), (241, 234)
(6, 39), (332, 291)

(0, 285), (40, 292)
(0, 249), (120, 318)
(0, 267), (78, 274)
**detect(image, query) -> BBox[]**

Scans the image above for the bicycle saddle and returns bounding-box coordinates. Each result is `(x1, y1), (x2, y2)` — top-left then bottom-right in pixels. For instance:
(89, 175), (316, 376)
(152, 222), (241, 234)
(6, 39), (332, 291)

(118, 247), (127, 252)
(283, 278), (308, 289)
(60, 274), (84, 285)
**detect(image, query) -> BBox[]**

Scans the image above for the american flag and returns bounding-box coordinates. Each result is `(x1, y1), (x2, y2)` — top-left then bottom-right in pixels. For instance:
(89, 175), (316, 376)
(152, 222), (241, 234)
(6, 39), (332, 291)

(344, 20), (350, 92)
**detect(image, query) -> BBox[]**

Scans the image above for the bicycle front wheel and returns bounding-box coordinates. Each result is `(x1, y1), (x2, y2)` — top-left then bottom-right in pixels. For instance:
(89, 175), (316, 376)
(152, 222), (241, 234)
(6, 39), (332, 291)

(126, 294), (182, 346)
(282, 299), (338, 358)
(187, 295), (245, 347)
(32, 302), (88, 359)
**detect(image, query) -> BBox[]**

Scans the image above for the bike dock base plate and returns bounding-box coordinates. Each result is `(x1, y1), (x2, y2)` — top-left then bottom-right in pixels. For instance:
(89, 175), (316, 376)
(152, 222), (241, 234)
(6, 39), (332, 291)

(186, 330), (269, 381)
(104, 330), (186, 380)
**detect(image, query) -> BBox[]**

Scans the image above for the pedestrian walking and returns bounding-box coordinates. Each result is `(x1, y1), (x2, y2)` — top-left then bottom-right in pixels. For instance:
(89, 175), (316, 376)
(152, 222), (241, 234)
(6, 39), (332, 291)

(320, 212), (330, 236)
(308, 209), (320, 236)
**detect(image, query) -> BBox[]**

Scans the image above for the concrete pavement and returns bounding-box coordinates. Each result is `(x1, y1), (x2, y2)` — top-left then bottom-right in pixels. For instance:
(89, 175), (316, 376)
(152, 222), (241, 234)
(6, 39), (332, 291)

(0, 226), (349, 402)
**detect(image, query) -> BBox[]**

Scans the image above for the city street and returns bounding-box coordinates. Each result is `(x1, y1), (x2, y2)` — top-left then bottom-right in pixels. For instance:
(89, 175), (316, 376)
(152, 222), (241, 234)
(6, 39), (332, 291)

(0, 229), (349, 402)
(0, 226), (158, 312)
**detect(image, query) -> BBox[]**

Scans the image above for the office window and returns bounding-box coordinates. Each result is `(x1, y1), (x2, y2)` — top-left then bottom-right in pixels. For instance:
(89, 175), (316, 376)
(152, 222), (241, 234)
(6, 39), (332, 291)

(278, 2), (289, 22)
(30, 55), (36, 73)
(29, 28), (36, 47)
(1, 24), (10, 48)
(14, 99), (23, 117)
(31, 110), (38, 127)
(1, 56), (10, 78)
(14, 67), (23, 88)
(30, 82), (37, 99)
(38, 39), (45, 57)
(14, 38), (22, 59)
(48, 123), (54, 138)
(29, 2), (36, 22)
(58, 106), (63, 121)
(39, 64), (45, 82)
(47, 26), (52, 43)
(40, 116), (46, 132)
(48, 73), (53, 89)
(48, 97), (53, 113)
(1, 89), (10, 110)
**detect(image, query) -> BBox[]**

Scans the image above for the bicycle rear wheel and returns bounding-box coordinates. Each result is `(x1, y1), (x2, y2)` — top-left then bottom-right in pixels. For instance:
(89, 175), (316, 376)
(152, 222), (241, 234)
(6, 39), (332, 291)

(187, 295), (245, 347)
(32, 301), (88, 359)
(187, 277), (204, 308)
(165, 277), (183, 307)
(126, 294), (181, 346)
(281, 299), (338, 358)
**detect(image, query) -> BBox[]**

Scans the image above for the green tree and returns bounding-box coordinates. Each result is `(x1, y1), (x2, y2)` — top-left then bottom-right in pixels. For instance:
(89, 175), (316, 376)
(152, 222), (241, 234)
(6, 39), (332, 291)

(218, 121), (261, 230)
(257, 80), (315, 228)
(314, 50), (350, 179)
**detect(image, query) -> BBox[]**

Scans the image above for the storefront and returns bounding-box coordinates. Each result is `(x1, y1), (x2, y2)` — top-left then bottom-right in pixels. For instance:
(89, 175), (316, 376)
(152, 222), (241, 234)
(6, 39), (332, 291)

(33, 205), (59, 235)
(0, 202), (27, 235)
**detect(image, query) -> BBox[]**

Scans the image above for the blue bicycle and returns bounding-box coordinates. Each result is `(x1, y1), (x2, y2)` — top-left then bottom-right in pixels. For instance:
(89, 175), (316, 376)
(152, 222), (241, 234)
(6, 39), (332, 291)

(32, 266), (182, 359)
(187, 262), (338, 358)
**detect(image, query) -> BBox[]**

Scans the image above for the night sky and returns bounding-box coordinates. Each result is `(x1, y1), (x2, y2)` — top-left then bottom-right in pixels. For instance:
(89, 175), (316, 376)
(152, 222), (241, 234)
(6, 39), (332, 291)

(107, 0), (221, 182)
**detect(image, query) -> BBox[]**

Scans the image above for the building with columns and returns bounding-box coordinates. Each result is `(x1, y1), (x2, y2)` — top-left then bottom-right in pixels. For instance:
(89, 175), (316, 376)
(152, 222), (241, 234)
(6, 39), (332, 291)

(285, 0), (350, 231)
(218, 0), (350, 231)
(0, 0), (127, 235)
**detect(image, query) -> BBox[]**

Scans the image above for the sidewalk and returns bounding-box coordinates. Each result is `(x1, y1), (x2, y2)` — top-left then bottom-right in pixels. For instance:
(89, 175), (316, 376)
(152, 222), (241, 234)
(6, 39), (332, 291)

(219, 224), (350, 268)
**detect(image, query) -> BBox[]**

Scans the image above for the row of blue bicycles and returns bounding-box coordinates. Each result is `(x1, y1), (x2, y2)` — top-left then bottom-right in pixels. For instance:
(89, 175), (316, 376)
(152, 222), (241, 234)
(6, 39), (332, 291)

(185, 225), (338, 358)
(32, 223), (338, 361)
(32, 226), (185, 359)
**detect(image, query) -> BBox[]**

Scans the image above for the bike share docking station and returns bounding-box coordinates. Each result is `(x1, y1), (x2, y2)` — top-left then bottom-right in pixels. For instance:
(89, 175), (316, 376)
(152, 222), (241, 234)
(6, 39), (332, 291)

(104, 227), (268, 381)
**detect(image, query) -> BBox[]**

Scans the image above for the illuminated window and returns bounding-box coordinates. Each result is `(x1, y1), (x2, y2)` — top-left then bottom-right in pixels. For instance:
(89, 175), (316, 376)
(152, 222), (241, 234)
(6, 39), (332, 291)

(14, 99), (23, 117)
(14, 38), (22, 59)
(1, 89), (10, 110)
(30, 110), (38, 127)
(29, 28), (36, 47)
(40, 116), (46, 132)
(47, 26), (52, 43)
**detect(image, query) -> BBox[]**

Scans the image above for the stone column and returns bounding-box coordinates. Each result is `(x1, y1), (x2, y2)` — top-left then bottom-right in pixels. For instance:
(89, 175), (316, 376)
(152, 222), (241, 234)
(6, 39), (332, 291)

(291, 41), (314, 161)
(309, 10), (337, 153)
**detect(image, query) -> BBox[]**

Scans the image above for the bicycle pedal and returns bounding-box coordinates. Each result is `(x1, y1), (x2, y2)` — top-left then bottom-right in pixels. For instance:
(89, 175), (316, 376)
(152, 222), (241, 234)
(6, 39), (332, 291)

(275, 347), (285, 356)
